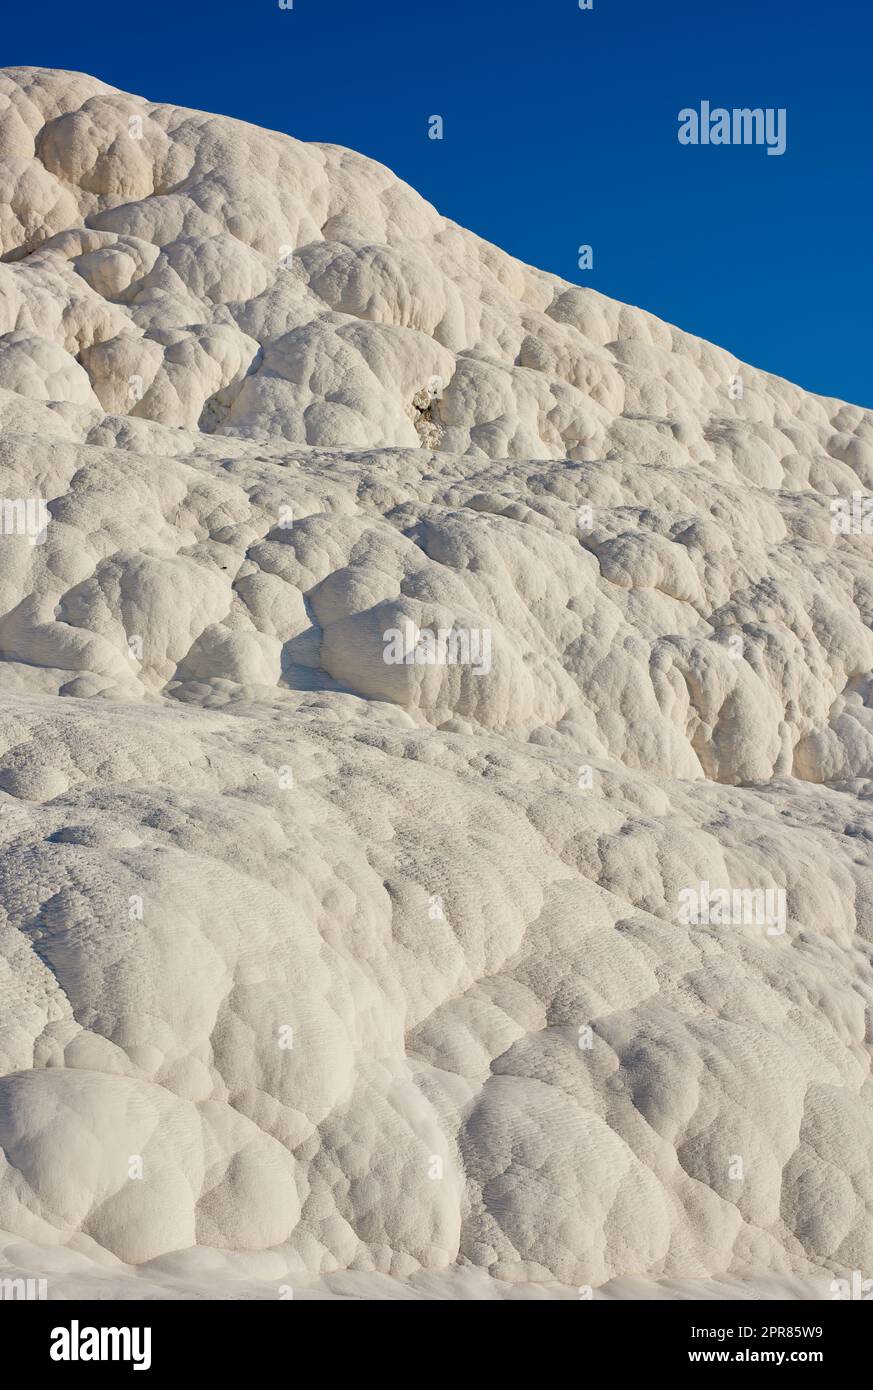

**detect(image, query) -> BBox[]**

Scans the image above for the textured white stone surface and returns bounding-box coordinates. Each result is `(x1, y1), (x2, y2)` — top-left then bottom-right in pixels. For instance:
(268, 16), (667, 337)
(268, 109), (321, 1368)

(0, 67), (872, 1298)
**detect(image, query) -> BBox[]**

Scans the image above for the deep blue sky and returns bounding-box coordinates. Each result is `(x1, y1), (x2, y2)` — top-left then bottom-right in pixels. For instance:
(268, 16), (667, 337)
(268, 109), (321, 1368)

(5, 0), (871, 405)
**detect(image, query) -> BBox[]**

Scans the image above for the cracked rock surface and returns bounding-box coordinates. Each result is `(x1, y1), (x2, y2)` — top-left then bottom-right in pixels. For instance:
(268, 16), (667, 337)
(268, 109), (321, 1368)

(0, 67), (872, 1298)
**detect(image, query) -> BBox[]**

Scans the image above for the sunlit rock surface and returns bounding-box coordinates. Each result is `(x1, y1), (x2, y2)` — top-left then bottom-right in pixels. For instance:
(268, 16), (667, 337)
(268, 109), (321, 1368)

(1, 67), (872, 1299)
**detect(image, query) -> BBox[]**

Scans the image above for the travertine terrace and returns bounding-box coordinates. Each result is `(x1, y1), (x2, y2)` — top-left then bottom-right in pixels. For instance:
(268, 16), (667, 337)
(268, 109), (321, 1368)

(1, 67), (872, 1299)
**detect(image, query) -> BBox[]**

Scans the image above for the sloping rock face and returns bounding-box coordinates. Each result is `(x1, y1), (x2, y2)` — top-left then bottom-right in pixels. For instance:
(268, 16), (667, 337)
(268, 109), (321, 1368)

(0, 66), (872, 1298)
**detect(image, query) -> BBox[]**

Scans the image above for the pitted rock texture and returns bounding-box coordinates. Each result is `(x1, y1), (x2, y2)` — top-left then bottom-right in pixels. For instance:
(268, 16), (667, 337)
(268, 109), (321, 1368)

(0, 67), (872, 1298)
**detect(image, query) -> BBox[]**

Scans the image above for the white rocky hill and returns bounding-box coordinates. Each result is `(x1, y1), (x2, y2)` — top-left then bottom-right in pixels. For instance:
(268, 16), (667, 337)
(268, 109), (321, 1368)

(0, 67), (872, 1299)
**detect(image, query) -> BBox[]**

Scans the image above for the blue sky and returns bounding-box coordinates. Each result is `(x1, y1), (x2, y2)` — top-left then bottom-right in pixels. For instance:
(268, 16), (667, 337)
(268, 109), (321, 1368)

(5, 0), (871, 404)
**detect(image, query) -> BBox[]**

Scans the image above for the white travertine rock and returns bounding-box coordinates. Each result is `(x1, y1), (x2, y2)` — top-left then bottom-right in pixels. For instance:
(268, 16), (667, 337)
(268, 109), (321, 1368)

(0, 67), (872, 1299)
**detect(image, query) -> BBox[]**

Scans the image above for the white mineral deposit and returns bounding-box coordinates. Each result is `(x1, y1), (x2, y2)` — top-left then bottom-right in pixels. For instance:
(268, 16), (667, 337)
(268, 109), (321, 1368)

(0, 67), (871, 1300)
